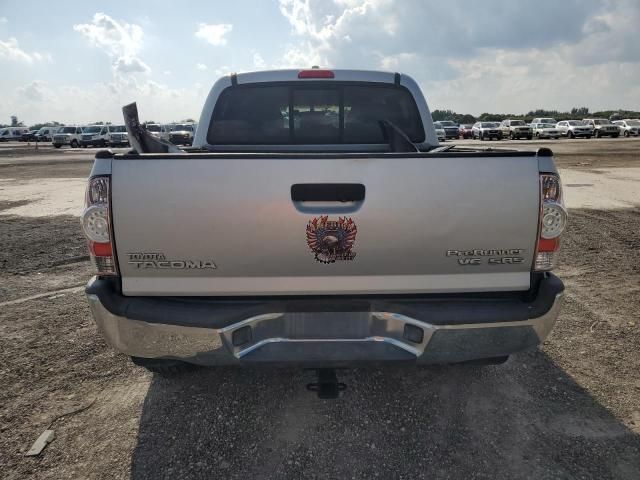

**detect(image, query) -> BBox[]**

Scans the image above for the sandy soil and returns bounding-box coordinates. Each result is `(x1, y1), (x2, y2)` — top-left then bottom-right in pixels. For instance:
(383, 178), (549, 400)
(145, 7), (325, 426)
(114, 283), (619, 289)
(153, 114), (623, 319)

(1, 138), (639, 479)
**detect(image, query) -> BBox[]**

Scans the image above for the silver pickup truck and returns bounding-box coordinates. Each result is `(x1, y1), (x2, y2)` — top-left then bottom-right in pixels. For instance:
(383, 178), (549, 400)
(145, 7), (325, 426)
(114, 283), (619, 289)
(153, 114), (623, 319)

(82, 69), (566, 383)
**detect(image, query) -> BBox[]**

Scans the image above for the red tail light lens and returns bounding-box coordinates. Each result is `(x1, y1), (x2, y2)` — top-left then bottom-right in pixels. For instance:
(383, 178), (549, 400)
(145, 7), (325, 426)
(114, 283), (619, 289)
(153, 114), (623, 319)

(81, 176), (118, 276)
(298, 69), (335, 79)
(534, 174), (567, 271)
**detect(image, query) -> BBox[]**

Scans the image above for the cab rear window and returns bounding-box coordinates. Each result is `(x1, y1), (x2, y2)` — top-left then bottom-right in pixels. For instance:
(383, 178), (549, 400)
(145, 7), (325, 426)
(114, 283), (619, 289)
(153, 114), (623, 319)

(208, 82), (425, 145)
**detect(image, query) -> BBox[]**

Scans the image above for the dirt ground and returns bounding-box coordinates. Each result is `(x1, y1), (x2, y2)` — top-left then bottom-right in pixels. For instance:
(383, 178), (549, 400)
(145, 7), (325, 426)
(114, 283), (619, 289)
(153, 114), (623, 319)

(1, 139), (639, 479)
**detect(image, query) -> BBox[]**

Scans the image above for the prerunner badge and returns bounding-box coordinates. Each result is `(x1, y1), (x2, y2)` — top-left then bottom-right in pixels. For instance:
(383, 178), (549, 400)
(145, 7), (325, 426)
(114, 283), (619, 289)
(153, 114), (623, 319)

(306, 216), (357, 264)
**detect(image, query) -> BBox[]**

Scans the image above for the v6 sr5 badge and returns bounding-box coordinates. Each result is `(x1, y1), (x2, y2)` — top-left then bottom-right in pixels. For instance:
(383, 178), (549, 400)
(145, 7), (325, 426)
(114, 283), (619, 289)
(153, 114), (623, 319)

(306, 216), (357, 264)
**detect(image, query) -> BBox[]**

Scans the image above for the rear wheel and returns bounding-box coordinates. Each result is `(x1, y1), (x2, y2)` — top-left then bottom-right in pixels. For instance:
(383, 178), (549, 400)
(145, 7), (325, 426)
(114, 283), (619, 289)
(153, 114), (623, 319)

(568, 130), (574, 139)
(624, 131), (630, 137)
(131, 356), (196, 376)
(70, 139), (79, 148)
(53, 144), (62, 149)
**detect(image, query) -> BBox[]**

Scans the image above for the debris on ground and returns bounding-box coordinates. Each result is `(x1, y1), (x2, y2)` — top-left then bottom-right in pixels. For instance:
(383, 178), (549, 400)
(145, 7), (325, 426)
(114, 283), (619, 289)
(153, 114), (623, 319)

(25, 430), (55, 457)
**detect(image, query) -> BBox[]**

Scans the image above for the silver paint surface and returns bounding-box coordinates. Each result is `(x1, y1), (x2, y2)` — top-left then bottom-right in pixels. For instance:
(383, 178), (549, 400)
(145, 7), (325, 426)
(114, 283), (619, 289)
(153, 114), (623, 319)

(111, 155), (540, 296)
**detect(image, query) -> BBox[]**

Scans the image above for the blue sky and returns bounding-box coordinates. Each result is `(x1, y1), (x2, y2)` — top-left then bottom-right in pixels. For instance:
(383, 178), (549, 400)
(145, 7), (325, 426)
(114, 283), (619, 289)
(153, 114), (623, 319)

(1, 0), (639, 124)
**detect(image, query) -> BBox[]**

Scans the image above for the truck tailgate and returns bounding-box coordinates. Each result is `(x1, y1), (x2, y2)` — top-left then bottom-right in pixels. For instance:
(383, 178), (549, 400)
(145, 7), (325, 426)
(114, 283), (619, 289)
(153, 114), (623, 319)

(111, 154), (540, 296)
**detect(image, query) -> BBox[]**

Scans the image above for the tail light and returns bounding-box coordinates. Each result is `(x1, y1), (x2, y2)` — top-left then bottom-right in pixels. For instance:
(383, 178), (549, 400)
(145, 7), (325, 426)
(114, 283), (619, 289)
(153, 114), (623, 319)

(534, 174), (567, 271)
(81, 176), (118, 276)
(298, 69), (334, 79)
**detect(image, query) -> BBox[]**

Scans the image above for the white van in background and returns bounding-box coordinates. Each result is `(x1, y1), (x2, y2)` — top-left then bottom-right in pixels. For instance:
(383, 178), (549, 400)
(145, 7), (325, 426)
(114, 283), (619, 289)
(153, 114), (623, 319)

(169, 123), (195, 145)
(0, 127), (30, 142)
(80, 125), (110, 147)
(52, 126), (84, 148)
(36, 126), (60, 142)
(106, 125), (129, 147)
(144, 123), (171, 142)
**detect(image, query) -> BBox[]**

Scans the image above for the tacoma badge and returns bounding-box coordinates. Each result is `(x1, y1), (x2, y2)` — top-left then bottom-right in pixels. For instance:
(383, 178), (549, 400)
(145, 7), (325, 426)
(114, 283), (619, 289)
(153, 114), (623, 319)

(127, 252), (217, 269)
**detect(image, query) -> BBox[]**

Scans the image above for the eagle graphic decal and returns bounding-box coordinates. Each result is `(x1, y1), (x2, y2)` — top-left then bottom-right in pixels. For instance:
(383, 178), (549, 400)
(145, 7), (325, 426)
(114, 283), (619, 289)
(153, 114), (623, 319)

(306, 216), (357, 264)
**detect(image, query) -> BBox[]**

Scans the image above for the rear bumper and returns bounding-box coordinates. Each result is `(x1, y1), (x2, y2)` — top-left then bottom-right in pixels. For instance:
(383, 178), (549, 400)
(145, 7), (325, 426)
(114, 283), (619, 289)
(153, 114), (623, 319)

(85, 274), (564, 367)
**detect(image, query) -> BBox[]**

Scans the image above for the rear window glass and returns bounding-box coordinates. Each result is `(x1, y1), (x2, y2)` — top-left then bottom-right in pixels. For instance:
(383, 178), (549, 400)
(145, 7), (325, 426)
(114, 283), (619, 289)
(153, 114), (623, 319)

(208, 82), (424, 145)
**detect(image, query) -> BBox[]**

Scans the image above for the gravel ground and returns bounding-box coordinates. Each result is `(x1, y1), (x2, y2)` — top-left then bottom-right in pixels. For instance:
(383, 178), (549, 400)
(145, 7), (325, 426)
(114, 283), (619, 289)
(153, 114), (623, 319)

(0, 139), (639, 479)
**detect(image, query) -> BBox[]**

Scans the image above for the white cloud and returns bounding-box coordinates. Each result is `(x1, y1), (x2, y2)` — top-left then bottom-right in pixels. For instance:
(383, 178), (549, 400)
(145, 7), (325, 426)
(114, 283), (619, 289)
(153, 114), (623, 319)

(379, 52), (417, 70)
(252, 53), (266, 69)
(196, 63), (208, 71)
(74, 13), (149, 77)
(74, 12), (142, 57)
(17, 80), (48, 102)
(113, 56), (150, 74)
(276, 0), (640, 113)
(214, 65), (233, 76)
(194, 23), (233, 46)
(3, 14), (215, 125)
(3, 77), (207, 125)
(0, 37), (52, 64)
(277, 43), (323, 68)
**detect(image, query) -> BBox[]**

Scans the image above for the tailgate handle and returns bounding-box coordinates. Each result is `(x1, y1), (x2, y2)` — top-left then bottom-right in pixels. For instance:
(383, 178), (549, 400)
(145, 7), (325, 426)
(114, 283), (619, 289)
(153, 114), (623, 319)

(291, 183), (365, 203)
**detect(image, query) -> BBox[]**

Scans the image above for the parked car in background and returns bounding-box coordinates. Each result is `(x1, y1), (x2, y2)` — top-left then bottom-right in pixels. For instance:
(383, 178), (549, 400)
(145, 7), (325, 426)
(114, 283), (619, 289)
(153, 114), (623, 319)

(435, 120), (459, 139)
(613, 119), (640, 137)
(500, 119), (532, 140)
(556, 120), (592, 138)
(583, 118), (619, 138)
(107, 125), (129, 147)
(472, 122), (502, 140)
(22, 130), (39, 142)
(169, 124), (195, 145)
(458, 124), (474, 139)
(145, 123), (171, 142)
(532, 123), (561, 139)
(53, 126), (84, 148)
(80, 125), (111, 147)
(35, 126), (60, 142)
(531, 117), (558, 126)
(0, 127), (30, 141)
(435, 125), (446, 142)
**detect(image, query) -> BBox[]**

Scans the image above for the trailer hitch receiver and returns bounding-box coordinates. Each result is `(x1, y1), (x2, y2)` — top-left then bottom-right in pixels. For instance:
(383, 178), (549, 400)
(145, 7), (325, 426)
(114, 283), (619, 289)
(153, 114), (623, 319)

(307, 368), (346, 399)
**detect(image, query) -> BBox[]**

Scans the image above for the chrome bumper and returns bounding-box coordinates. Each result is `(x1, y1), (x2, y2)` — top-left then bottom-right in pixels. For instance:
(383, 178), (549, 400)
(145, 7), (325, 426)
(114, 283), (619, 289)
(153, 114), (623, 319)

(86, 288), (563, 367)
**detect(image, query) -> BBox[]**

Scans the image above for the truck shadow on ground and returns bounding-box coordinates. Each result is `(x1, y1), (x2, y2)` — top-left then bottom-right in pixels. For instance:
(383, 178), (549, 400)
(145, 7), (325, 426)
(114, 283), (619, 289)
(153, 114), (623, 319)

(130, 351), (640, 480)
